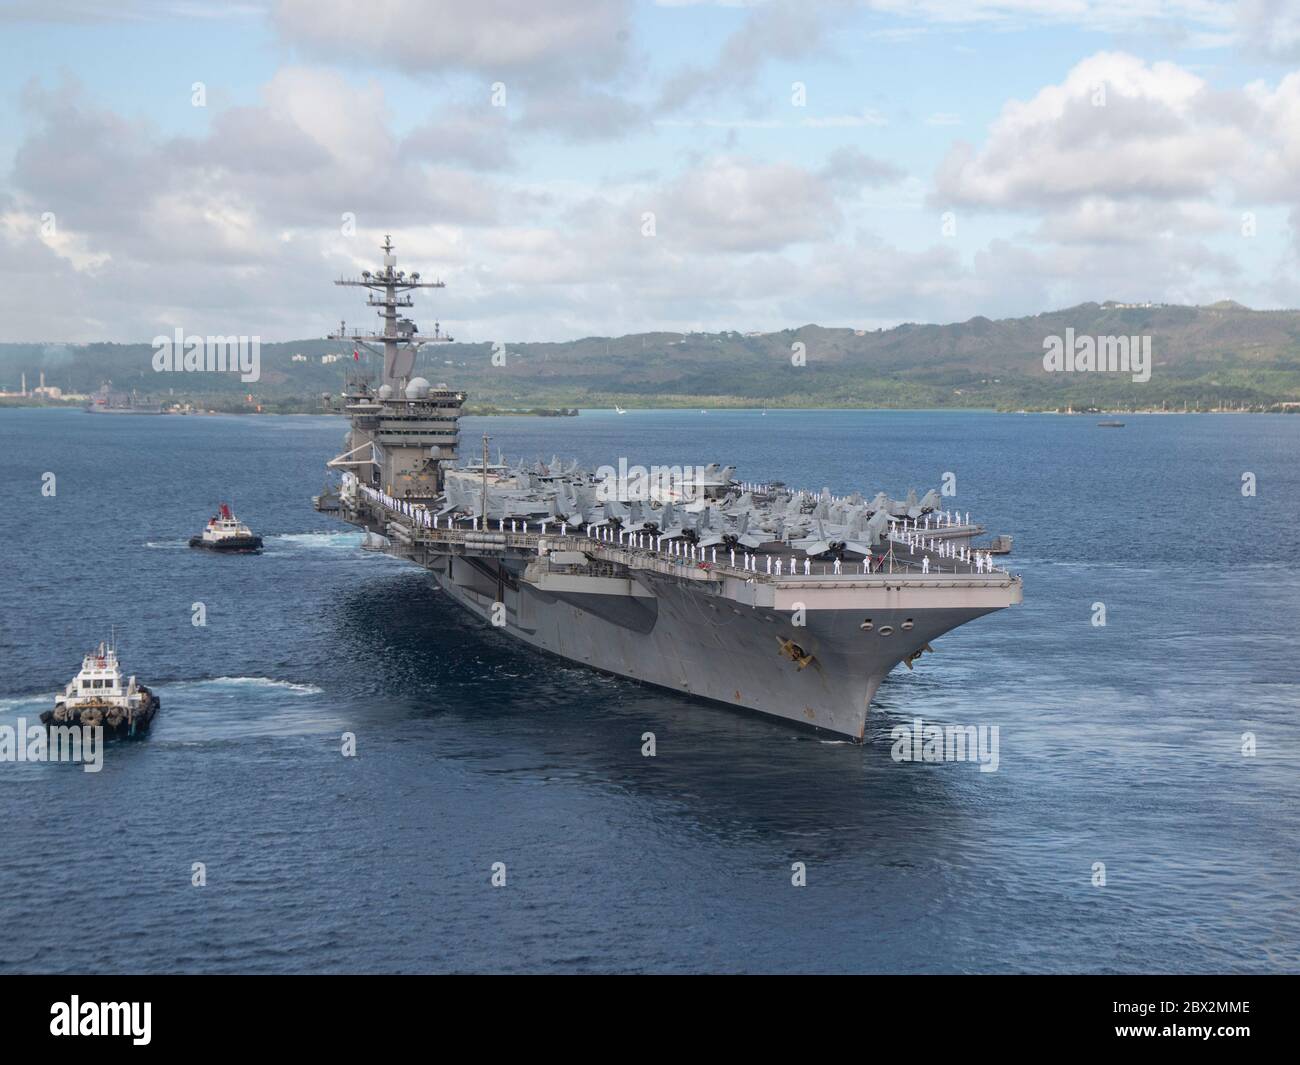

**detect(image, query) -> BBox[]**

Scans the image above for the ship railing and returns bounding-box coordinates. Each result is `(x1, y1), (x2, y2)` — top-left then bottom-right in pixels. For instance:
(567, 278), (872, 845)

(352, 486), (1010, 583)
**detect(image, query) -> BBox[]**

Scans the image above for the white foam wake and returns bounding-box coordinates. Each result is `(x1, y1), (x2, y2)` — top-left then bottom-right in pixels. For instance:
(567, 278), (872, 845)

(0, 693), (56, 714)
(270, 532), (362, 548)
(168, 677), (324, 695)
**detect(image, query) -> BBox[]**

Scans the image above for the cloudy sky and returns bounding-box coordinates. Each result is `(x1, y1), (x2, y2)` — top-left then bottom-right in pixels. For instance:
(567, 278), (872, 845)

(1, 0), (1299, 343)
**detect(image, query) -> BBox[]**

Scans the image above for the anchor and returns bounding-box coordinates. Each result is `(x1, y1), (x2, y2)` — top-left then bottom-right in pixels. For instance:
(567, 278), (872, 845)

(776, 637), (815, 671)
(903, 643), (935, 670)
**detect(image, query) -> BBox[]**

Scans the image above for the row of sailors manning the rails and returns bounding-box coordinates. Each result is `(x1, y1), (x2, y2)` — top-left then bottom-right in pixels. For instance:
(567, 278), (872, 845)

(358, 484), (1005, 576)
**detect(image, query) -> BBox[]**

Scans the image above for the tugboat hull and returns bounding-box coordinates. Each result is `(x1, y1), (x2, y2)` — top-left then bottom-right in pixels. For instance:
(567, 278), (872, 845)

(189, 535), (263, 552)
(40, 688), (161, 739)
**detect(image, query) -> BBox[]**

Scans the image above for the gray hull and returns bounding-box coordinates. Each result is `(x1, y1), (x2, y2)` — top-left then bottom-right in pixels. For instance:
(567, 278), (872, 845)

(425, 551), (1006, 740)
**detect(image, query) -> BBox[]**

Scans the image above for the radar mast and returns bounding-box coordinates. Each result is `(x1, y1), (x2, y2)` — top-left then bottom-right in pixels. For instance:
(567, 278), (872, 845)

(329, 235), (452, 390)
(325, 235), (465, 500)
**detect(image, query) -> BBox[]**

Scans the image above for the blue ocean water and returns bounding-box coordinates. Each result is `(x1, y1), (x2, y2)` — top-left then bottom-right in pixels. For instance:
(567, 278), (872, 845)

(0, 406), (1296, 974)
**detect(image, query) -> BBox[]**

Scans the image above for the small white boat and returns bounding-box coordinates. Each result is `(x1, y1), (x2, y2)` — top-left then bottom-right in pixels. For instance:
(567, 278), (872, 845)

(41, 643), (160, 738)
(190, 503), (263, 552)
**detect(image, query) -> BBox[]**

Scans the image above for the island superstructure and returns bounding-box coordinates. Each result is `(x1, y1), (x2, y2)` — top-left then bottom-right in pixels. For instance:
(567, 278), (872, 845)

(318, 237), (1023, 742)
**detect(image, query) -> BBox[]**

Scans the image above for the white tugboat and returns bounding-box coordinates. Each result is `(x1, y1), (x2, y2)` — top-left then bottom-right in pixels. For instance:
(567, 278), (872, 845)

(40, 642), (160, 738)
(189, 503), (263, 552)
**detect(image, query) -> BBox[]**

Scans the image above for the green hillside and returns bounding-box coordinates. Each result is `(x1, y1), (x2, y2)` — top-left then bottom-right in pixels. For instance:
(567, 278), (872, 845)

(5, 300), (1300, 411)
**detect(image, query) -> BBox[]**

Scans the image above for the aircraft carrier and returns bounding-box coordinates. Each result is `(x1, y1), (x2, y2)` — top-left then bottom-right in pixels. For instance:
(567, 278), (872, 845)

(318, 237), (1023, 741)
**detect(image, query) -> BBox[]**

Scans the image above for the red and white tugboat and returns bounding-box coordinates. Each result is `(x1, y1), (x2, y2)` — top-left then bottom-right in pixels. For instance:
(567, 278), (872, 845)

(40, 642), (160, 738)
(189, 503), (263, 552)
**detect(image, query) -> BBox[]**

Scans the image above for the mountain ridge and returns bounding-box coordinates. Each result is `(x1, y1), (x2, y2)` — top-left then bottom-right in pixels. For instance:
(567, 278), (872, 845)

(4, 300), (1300, 410)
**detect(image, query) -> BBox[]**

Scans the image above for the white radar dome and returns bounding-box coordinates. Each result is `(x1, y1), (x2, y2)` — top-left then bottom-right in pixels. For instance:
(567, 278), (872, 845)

(406, 377), (431, 399)
(377, 384), (394, 400)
